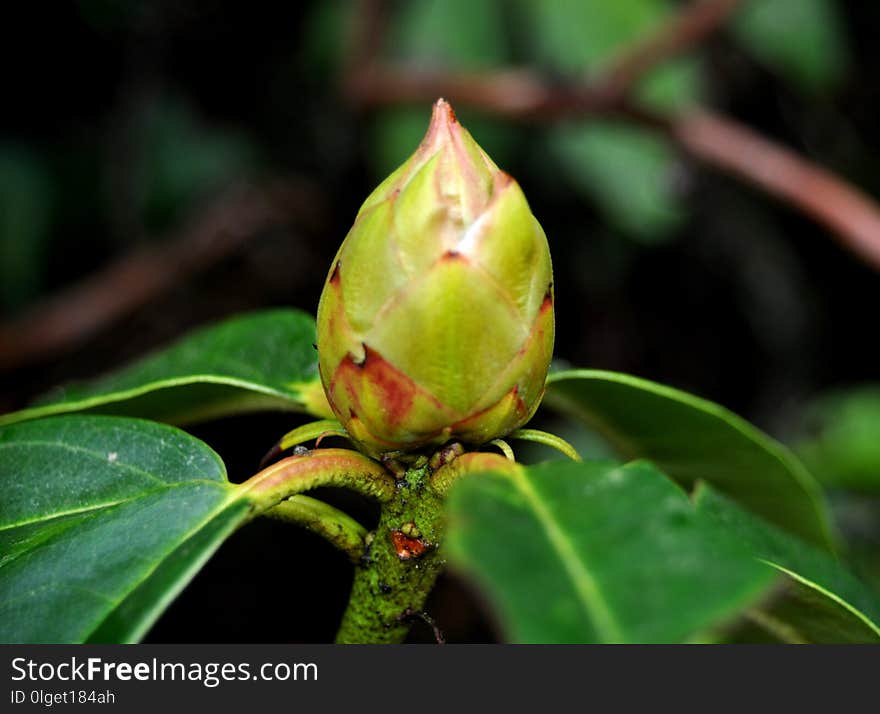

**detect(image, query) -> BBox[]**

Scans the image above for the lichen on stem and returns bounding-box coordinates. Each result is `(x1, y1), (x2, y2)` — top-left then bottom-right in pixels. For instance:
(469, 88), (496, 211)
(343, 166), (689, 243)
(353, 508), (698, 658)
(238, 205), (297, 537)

(335, 460), (448, 643)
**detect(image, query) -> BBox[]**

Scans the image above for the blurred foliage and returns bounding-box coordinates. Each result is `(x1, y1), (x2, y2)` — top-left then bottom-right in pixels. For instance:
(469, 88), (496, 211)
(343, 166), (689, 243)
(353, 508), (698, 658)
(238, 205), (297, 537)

(303, 0), (851, 244)
(524, 0), (700, 243)
(794, 386), (880, 595)
(0, 0), (855, 313)
(367, 0), (517, 177)
(0, 147), (53, 313)
(733, 0), (850, 93)
(137, 98), (259, 233)
(548, 123), (685, 240)
(797, 387), (880, 492)
(389, 0), (509, 68)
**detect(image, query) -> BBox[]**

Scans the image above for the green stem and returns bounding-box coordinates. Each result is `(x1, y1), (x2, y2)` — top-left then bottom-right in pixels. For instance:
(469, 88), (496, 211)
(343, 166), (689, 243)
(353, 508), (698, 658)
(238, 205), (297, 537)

(509, 428), (582, 461)
(488, 438), (515, 460)
(335, 462), (447, 644)
(262, 495), (367, 563)
(279, 419), (349, 450)
(240, 448), (396, 510)
(429, 451), (519, 495)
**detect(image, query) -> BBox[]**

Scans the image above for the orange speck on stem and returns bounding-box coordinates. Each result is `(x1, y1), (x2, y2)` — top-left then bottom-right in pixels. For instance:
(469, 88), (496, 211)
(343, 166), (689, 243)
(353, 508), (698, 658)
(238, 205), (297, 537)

(391, 530), (430, 560)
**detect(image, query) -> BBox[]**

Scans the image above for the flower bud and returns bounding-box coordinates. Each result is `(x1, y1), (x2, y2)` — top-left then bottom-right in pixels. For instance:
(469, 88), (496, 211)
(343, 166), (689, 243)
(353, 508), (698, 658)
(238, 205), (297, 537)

(317, 99), (553, 457)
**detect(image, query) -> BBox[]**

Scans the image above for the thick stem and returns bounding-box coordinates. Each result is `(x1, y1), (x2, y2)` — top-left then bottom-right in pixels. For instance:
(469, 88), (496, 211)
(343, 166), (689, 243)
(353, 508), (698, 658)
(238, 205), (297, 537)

(335, 462), (447, 644)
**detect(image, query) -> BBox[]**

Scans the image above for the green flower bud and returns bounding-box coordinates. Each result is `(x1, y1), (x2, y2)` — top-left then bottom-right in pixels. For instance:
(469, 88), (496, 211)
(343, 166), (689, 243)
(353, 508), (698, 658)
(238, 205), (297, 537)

(317, 99), (554, 457)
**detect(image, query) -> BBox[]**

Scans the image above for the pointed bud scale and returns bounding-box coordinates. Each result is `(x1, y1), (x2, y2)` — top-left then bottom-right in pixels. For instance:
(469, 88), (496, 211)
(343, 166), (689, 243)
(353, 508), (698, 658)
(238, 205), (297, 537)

(317, 99), (554, 457)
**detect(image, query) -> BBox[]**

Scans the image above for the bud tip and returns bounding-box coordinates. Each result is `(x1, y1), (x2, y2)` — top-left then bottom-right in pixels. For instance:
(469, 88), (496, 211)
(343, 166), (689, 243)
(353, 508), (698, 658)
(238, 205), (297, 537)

(432, 97), (457, 125)
(419, 98), (461, 156)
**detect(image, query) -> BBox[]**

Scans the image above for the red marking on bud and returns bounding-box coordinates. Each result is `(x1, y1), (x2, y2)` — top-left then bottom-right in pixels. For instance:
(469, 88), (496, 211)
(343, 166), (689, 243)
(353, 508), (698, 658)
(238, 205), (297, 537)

(329, 262), (341, 285)
(333, 346), (417, 429)
(511, 385), (529, 418)
(363, 346), (415, 427)
(494, 171), (514, 189)
(435, 97), (457, 124)
(391, 530), (429, 560)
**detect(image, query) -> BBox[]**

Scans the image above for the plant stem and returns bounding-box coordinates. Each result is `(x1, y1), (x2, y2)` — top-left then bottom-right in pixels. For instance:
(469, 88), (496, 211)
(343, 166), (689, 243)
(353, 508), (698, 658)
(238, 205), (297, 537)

(262, 495), (367, 563)
(335, 461), (447, 643)
(509, 428), (582, 461)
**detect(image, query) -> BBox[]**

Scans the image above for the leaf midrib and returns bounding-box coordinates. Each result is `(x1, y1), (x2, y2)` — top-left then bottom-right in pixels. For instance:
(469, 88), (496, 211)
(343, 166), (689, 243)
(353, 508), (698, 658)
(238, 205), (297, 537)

(1, 489), (245, 643)
(508, 467), (625, 643)
(0, 479), (228, 533)
(83, 499), (248, 643)
(0, 375), (304, 428)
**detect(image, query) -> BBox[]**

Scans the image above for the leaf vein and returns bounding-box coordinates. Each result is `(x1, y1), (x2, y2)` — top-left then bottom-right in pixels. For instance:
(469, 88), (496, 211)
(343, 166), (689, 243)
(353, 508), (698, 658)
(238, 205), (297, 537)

(509, 467), (625, 642)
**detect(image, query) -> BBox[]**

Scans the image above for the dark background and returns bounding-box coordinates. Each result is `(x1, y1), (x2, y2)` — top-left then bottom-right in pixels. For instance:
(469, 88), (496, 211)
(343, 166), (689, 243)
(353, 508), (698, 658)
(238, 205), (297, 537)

(1, 1), (878, 642)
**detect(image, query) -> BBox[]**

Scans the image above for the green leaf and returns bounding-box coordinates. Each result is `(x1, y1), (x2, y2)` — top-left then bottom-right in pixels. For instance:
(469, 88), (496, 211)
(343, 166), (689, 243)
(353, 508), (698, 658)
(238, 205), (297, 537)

(795, 386), (880, 492)
(386, 0), (508, 70)
(548, 122), (685, 241)
(543, 370), (834, 548)
(522, 0), (686, 81)
(0, 415), (249, 643)
(0, 309), (329, 428)
(732, 0), (850, 93)
(446, 460), (775, 643)
(696, 485), (880, 643)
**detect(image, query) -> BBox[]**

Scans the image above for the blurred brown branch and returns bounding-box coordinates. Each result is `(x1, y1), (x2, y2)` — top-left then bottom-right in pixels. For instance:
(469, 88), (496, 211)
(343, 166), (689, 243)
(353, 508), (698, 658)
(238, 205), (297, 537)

(0, 180), (324, 371)
(673, 111), (880, 272)
(346, 0), (880, 273)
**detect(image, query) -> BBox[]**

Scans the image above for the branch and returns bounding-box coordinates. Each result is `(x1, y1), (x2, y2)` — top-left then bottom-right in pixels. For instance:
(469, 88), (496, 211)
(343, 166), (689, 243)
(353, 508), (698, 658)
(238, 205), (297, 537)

(0, 179), (323, 371)
(347, 66), (615, 121)
(672, 110), (880, 272)
(261, 495), (367, 564)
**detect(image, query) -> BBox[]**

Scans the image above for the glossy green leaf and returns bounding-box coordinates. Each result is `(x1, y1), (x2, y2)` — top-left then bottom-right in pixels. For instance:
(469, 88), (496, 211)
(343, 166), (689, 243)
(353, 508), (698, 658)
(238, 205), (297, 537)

(795, 386), (880, 492)
(0, 415), (249, 643)
(0, 309), (329, 428)
(543, 370), (834, 548)
(446, 460), (775, 643)
(732, 0), (850, 93)
(696, 485), (880, 643)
